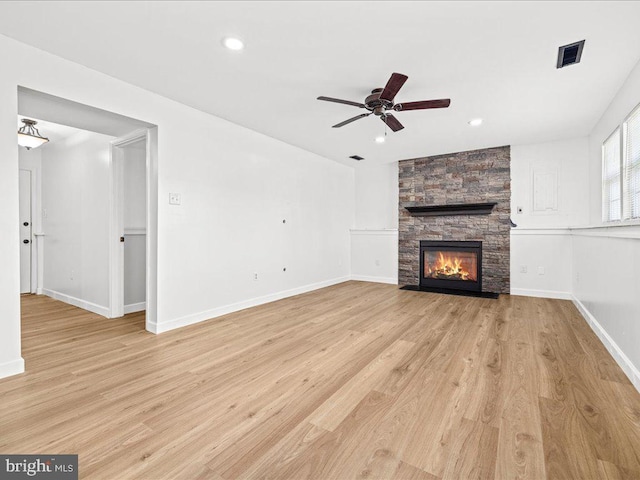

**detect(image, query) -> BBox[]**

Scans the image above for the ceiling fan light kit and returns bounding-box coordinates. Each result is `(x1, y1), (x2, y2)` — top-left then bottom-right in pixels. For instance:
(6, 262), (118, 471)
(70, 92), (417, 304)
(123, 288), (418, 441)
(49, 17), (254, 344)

(317, 72), (451, 132)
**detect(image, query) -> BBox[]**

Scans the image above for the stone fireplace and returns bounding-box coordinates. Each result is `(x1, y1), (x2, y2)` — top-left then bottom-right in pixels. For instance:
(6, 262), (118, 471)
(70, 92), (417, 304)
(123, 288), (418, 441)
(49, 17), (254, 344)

(398, 146), (510, 294)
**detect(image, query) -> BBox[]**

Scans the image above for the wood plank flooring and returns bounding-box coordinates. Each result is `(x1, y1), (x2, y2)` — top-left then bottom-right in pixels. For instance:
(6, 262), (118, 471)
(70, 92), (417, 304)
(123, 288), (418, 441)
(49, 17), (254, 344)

(1, 281), (639, 479)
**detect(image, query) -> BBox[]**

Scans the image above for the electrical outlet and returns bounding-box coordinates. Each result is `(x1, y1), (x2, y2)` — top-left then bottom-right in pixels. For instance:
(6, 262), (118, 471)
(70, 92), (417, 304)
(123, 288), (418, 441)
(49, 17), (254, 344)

(538, 266), (545, 275)
(254, 272), (258, 281)
(520, 266), (527, 273)
(375, 259), (380, 266)
(169, 193), (181, 205)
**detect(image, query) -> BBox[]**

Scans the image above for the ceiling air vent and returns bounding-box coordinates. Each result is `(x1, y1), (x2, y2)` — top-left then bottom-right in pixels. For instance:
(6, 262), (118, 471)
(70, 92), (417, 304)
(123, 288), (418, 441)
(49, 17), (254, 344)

(557, 40), (585, 68)
(349, 155), (364, 161)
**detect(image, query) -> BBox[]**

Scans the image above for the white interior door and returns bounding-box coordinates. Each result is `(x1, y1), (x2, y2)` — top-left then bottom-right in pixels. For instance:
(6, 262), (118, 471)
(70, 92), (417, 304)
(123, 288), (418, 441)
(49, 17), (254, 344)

(109, 131), (149, 318)
(19, 169), (32, 294)
(122, 140), (147, 313)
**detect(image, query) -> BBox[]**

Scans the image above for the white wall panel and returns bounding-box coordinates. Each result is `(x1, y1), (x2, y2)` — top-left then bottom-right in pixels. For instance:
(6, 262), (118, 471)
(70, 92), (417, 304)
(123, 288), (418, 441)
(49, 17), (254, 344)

(572, 232), (640, 389)
(0, 80), (23, 376)
(41, 130), (114, 313)
(354, 163), (399, 230)
(510, 231), (572, 299)
(350, 230), (398, 284)
(351, 163), (399, 284)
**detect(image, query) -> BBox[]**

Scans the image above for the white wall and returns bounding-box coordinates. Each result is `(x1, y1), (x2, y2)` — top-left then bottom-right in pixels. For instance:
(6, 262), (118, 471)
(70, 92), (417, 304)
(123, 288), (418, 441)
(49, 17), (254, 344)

(123, 142), (146, 310)
(157, 136), (353, 331)
(509, 138), (589, 298)
(0, 88), (22, 377)
(354, 163), (398, 229)
(572, 56), (640, 391)
(351, 163), (399, 284)
(40, 130), (114, 316)
(510, 231), (572, 299)
(350, 230), (398, 284)
(0, 34), (354, 377)
(510, 138), (589, 228)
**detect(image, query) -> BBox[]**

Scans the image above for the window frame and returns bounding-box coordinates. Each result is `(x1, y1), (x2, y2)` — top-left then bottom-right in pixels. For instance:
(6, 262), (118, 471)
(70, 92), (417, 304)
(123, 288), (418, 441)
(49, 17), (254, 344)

(602, 101), (640, 225)
(622, 102), (640, 221)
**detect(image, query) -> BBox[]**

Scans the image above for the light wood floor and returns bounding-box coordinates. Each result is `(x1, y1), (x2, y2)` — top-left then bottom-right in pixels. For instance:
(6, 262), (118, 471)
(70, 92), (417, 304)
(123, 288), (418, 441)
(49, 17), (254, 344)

(2, 282), (640, 479)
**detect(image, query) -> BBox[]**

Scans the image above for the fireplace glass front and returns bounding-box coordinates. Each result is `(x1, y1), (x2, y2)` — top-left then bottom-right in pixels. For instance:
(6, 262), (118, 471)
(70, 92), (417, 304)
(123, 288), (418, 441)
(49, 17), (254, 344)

(419, 240), (482, 292)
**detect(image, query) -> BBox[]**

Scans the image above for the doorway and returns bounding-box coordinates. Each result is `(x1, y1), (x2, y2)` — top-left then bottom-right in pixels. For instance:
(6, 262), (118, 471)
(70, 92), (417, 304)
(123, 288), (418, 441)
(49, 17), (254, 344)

(17, 87), (158, 332)
(110, 131), (148, 317)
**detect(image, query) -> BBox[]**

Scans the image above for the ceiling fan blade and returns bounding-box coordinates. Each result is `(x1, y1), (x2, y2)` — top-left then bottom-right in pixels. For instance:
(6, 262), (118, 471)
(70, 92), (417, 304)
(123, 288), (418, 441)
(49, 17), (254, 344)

(332, 113), (371, 128)
(317, 96), (365, 108)
(379, 73), (408, 103)
(394, 99), (451, 111)
(381, 113), (404, 132)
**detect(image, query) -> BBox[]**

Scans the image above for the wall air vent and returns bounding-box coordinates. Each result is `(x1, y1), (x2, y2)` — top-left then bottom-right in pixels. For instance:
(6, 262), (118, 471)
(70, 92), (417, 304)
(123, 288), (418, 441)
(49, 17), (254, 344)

(349, 155), (364, 161)
(557, 40), (585, 68)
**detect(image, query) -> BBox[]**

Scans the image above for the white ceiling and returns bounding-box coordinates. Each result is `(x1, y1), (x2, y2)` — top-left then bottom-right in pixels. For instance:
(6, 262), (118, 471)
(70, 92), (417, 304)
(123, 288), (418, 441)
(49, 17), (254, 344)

(2, 1), (640, 165)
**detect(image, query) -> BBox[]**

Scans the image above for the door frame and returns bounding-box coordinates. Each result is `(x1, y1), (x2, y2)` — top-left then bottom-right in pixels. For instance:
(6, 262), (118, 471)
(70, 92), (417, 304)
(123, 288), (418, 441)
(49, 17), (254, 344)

(109, 128), (157, 329)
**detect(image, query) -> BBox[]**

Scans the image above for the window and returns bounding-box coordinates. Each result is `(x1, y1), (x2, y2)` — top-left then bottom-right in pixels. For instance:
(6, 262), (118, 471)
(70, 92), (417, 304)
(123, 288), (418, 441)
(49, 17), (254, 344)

(602, 128), (621, 222)
(602, 103), (640, 223)
(623, 105), (640, 219)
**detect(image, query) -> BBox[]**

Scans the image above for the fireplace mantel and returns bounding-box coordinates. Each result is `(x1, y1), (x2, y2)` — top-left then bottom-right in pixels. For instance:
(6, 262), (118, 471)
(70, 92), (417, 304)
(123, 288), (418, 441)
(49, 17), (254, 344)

(404, 202), (497, 217)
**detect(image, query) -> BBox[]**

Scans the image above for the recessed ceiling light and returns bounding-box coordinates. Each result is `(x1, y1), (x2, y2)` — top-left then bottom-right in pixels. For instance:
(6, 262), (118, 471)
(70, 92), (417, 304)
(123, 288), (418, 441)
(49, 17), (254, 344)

(222, 37), (244, 51)
(468, 118), (483, 127)
(375, 136), (386, 144)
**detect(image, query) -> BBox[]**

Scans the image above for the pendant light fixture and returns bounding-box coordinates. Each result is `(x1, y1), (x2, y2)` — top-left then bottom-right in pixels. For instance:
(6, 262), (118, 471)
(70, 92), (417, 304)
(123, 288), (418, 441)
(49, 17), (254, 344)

(18, 119), (49, 150)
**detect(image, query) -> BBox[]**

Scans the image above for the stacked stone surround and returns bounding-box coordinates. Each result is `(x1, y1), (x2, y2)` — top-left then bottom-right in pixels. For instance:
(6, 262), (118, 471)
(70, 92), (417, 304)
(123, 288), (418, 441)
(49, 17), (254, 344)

(398, 146), (511, 294)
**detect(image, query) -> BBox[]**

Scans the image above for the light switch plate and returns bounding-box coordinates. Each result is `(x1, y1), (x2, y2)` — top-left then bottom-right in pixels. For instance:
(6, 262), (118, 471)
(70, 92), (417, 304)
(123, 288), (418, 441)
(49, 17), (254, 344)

(169, 193), (181, 205)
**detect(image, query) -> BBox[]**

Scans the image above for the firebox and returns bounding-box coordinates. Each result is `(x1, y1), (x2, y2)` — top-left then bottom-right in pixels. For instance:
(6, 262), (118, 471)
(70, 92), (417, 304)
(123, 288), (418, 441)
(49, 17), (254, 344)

(419, 240), (482, 293)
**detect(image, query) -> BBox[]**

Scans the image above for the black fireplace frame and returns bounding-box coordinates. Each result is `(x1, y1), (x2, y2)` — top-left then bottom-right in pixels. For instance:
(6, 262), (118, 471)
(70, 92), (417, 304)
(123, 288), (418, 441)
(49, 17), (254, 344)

(419, 240), (482, 293)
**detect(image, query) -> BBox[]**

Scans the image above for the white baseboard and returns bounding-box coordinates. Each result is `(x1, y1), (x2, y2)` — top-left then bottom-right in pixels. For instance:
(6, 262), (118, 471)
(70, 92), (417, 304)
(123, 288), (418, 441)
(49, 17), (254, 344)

(148, 276), (351, 334)
(572, 296), (640, 393)
(510, 288), (572, 300)
(0, 357), (25, 379)
(42, 288), (110, 318)
(124, 302), (146, 314)
(350, 274), (398, 285)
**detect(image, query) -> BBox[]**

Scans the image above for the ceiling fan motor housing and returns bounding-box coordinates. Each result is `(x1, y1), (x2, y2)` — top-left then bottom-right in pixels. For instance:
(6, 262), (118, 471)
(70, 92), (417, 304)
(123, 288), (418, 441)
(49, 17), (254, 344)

(365, 88), (393, 115)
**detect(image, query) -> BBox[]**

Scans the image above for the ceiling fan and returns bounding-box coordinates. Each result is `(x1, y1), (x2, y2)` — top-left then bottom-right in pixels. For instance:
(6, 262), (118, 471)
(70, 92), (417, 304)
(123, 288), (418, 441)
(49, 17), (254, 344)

(317, 73), (450, 132)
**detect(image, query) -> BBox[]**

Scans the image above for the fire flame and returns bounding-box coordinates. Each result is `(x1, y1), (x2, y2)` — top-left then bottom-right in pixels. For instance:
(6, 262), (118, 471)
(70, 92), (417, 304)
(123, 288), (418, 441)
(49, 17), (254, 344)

(426, 252), (476, 281)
